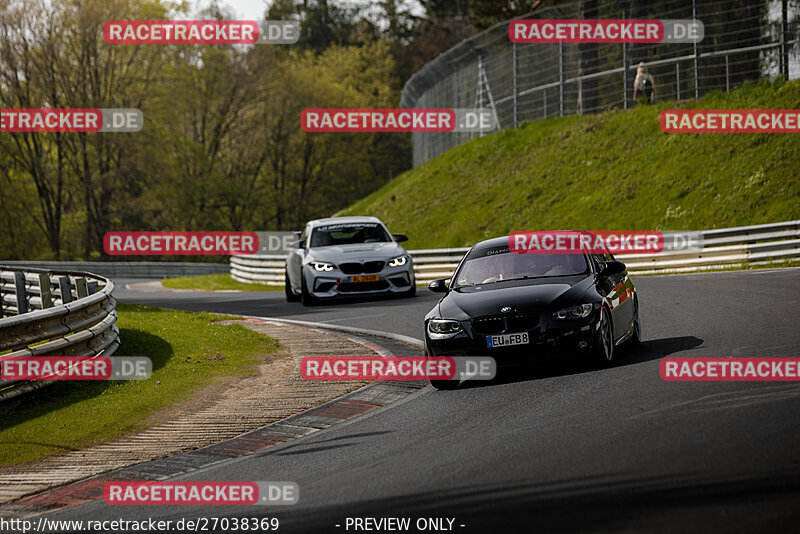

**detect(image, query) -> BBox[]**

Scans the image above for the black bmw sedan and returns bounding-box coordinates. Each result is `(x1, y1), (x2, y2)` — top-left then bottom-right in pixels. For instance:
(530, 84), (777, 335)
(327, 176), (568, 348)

(424, 237), (641, 389)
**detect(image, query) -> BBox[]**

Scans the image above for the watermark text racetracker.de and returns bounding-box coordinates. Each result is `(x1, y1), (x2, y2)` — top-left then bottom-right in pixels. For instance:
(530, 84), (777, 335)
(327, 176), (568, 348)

(661, 358), (800, 381)
(104, 231), (259, 255)
(1, 109), (142, 133)
(0, 356), (151, 381)
(301, 356), (496, 383)
(301, 108), (498, 133)
(660, 110), (800, 133)
(104, 481), (298, 506)
(509, 230), (703, 255)
(509, 19), (703, 43)
(104, 20), (299, 45)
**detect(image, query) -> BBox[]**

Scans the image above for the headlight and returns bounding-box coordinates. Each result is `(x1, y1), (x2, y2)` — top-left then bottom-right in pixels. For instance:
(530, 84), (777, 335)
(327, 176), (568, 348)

(388, 256), (407, 267)
(312, 262), (334, 272)
(428, 319), (462, 335)
(552, 304), (594, 320)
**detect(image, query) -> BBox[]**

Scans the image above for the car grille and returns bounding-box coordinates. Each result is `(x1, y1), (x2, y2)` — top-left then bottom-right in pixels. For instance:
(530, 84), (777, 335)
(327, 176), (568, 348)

(507, 312), (539, 331)
(471, 313), (540, 335)
(337, 280), (390, 292)
(472, 316), (505, 335)
(339, 261), (385, 274)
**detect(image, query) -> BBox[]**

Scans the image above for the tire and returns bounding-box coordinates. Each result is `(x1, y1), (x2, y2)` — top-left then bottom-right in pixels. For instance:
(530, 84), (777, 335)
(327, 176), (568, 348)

(300, 272), (318, 306)
(593, 305), (615, 364)
(284, 269), (300, 302)
(425, 338), (458, 390)
(630, 297), (642, 346)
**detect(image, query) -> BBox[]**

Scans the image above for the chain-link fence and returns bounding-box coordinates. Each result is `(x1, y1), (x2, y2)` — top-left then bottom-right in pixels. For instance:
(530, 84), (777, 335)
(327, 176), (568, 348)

(401, 0), (800, 167)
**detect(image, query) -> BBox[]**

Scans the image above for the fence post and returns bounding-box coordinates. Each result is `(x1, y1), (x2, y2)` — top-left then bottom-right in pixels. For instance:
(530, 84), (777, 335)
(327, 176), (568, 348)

(543, 90), (547, 119)
(781, 0), (789, 79)
(725, 55), (730, 92)
(693, 0), (699, 99)
(622, 5), (628, 109)
(38, 273), (53, 309)
(559, 43), (565, 117)
(14, 271), (28, 315)
(622, 49), (628, 109)
(512, 41), (519, 127)
(676, 63), (681, 99)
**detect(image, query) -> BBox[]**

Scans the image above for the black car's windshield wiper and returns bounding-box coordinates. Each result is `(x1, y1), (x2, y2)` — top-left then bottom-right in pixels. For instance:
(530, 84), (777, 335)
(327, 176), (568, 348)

(456, 276), (535, 288)
(501, 275), (544, 282)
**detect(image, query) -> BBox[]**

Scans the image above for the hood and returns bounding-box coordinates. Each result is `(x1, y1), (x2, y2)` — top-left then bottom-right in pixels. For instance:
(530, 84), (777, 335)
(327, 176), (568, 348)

(308, 242), (406, 263)
(437, 275), (595, 320)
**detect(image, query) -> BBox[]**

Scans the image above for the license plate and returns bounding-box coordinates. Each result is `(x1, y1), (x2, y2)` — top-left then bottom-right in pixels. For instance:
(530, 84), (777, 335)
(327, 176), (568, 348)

(349, 274), (379, 283)
(487, 332), (529, 348)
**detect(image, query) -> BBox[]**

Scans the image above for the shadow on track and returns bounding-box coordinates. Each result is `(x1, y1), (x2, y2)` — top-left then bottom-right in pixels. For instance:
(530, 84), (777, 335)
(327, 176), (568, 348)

(450, 335), (705, 390)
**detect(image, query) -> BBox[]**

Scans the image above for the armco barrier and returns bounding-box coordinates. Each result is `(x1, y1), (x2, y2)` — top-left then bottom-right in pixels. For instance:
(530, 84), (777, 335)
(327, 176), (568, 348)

(0, 261), (228, 279)
(230, 221), (800, 285)
(0, 266), (119, 401)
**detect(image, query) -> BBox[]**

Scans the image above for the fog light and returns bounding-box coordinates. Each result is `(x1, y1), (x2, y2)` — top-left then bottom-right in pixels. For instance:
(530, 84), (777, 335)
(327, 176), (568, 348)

(577, 340), (589, 350)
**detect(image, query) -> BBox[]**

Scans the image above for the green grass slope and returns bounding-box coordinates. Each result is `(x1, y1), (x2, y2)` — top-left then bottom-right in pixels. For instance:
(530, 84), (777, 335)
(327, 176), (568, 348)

(340, 79), (800, 249)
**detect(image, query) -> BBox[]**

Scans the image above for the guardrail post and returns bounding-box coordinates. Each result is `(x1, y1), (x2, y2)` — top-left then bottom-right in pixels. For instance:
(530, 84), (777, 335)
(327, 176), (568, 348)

(14, 271), (28, 314)
(38, 273), (53, 309)
(87, 280), (98, 294)
(58, 276), (74, 304)
(75, 277), (89, 298)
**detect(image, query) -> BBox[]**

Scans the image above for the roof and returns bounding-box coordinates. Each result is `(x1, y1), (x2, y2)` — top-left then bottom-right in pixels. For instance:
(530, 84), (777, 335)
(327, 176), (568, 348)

(471, 236), (510, 250)
(307, 216), (383, 227)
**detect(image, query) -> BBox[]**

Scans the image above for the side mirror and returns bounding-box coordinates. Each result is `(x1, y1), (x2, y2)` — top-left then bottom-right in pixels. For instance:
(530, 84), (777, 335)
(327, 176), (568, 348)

(393, 233), (409, 243)
(427, 278), (449, 293)
(599, 260), (626, 277)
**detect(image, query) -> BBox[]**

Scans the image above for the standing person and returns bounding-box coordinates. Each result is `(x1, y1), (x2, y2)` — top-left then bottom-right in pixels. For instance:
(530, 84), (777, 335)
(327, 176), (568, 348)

(633, 62), (656, 103)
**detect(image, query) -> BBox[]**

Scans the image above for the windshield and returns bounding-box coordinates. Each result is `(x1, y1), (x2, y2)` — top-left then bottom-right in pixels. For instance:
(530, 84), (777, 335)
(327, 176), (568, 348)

(310, 222), (392, 247)
(453, 248), (589, 287)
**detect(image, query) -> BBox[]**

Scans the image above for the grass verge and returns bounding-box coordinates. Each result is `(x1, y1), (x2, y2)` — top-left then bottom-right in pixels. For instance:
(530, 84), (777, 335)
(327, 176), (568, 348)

(0, 303), (279, 467)
(161, 273), (282, 291)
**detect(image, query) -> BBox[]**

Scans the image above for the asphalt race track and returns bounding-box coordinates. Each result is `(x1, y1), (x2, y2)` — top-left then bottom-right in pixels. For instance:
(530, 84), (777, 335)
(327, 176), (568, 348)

(45, 268), (800, 533)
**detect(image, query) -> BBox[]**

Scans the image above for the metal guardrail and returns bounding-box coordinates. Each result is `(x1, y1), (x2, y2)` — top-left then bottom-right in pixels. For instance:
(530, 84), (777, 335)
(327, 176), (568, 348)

(230, 221), (800, 286)
(0, 266), (119, 401)
(0, 261), (228, 280)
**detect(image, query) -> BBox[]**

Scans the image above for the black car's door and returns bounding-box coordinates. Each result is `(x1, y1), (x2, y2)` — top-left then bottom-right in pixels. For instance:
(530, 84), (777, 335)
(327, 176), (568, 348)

(593, 254), (635, 340)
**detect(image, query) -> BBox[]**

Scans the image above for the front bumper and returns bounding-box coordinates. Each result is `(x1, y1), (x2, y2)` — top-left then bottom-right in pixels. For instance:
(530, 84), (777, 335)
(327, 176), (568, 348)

(304, 263), (415, 298)
(426, 312), (601, 366)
